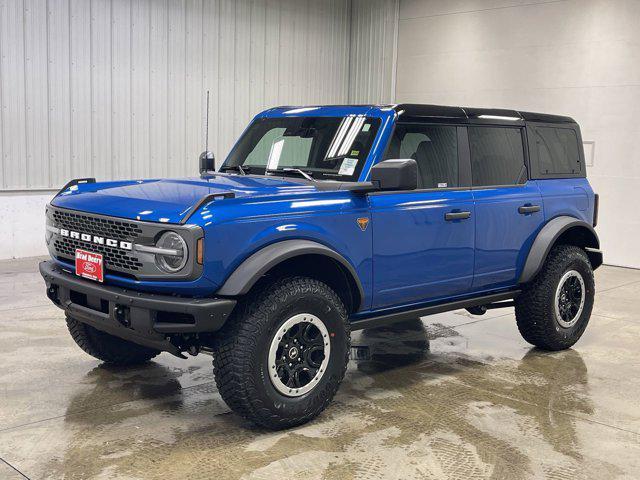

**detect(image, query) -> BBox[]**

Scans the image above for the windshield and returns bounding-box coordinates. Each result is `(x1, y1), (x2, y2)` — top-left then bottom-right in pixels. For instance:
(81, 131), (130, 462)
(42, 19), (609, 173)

(222, 116), (381, 181)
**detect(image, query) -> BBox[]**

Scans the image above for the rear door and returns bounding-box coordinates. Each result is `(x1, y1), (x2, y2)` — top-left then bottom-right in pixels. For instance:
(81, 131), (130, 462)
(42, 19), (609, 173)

(468, 125), (544, 291)
(369, 124), (475, 310)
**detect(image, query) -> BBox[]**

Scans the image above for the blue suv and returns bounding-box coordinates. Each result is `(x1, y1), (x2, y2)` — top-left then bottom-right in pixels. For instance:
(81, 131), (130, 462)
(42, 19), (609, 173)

(40, 104), (602, 429)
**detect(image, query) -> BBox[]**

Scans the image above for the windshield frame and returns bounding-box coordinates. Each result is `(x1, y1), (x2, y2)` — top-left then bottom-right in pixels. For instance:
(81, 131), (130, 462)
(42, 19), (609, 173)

(220, 113), (386, 183)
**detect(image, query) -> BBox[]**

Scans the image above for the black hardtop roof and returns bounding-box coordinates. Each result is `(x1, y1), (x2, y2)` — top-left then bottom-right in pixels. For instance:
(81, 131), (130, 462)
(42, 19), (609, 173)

(390, 103), (576, 124)
(270, 103), (576, 125)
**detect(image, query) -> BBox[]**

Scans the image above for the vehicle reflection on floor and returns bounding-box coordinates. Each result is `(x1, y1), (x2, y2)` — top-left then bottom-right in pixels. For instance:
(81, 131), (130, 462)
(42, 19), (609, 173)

(2, 259), (640, 479)
(40, 320), (608, 479)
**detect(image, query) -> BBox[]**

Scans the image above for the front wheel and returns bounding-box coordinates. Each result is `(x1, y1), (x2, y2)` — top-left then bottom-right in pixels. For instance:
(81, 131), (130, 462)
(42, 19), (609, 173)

(212, 277), (350, 429)
(515, 245), (595, 351)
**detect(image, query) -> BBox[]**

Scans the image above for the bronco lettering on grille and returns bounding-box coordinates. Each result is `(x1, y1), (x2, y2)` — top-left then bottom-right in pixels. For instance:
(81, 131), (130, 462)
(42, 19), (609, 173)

(59, 228), (133, 251)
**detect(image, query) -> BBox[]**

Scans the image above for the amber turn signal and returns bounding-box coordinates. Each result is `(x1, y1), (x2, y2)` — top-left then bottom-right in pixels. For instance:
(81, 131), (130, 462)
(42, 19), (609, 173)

(196, 238), (204, 265)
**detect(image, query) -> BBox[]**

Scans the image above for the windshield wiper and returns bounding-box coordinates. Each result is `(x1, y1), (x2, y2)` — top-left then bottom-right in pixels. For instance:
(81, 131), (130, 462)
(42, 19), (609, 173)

(322, 154), (350, 162)
(219, 165), (249, 175)
(267, 168), (315, 182)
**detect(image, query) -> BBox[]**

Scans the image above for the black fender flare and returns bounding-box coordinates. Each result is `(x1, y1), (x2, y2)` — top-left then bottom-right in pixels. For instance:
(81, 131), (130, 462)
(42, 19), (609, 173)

(216, 239), (365, 302)
(519, 216), (602, 284)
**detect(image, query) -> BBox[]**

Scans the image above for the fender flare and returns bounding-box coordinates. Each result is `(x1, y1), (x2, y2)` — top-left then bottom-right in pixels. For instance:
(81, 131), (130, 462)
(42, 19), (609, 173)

(216, 239), (365, 302)
(519, 216), (602, 284)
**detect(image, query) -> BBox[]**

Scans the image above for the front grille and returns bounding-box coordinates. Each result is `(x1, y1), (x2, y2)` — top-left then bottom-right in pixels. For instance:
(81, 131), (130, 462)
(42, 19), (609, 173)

(46, 205), (202, 282)
(52, 209), (143, 239)
(50, 209), (144, 273)
(53, 237), (144, 272)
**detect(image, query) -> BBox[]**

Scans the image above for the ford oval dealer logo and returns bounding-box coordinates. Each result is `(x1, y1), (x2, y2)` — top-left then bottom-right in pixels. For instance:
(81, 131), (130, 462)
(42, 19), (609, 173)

(84, 263), (97, 274)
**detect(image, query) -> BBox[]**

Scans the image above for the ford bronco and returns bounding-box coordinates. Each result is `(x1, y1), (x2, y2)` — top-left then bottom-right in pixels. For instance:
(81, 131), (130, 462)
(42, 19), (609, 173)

(40, 104), (602, 429)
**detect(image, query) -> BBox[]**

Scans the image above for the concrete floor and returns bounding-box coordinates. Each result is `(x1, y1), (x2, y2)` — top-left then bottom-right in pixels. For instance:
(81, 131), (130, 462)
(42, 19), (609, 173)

(1, 259), (640, 479)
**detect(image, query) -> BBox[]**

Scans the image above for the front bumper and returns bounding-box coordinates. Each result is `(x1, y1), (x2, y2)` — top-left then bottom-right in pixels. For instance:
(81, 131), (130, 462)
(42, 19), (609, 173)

(40, 260), (236, 355)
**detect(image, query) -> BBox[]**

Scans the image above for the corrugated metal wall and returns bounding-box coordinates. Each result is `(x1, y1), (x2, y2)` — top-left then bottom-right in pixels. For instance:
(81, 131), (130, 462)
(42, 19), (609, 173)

(348, 0), (398, 104)
(0, 0), (373, 190)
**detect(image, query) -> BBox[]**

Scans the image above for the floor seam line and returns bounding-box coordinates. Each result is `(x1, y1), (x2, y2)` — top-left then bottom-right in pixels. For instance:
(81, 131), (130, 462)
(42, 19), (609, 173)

(0, 304), (53, 313)
(597, 278), (640, 293)
(0, 457), (31, 480)
(456, 380), (640, 437)
(0, 379), (218, 434)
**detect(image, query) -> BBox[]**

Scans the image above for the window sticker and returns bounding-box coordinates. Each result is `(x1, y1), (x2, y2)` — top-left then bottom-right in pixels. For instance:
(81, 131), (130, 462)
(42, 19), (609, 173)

(362, 123), (371, 132)
(267, 137), (285, 170)
(338, 158), (358, 176)
(437, 182), (448, 188)
(350, 150), (360, 156)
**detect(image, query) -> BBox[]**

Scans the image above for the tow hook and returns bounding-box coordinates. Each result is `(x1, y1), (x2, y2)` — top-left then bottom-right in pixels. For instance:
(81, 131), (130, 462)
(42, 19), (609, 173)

(46, 285), (60, 305)
(114, 305), (131, 327)
(188, 345), (200, 356)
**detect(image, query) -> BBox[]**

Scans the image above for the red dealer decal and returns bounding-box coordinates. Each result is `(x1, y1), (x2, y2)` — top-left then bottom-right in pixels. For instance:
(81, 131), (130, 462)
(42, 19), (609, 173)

(75, 249), (104, 283)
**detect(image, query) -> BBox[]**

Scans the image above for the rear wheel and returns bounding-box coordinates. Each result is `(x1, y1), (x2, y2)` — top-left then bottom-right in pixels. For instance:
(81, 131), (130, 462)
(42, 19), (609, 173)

(66, 315), (160, 365)
(212, 276), (350, 429)
(515, 245), (595, 350)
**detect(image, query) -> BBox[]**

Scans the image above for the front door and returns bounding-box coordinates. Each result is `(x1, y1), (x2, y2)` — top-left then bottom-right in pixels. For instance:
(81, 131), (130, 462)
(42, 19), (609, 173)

(369, 124), (475, 310)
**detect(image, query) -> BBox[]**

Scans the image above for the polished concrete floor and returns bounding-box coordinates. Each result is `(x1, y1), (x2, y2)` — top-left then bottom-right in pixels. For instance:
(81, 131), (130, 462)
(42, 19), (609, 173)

(1, 258), (640, 479)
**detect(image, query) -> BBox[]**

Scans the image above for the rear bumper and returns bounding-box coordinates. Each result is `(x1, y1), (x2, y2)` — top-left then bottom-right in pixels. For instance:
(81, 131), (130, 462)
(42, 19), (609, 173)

(40, 260), (236, 354)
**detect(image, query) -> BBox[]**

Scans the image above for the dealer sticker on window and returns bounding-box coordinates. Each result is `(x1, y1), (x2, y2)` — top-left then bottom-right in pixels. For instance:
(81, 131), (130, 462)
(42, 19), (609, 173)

(75, 249), (104, 283)
(338, 158), (358, 176)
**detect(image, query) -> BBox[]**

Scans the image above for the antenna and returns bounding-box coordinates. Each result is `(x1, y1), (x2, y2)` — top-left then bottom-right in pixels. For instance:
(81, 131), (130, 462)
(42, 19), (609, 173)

(205, 90), (210, 152)
(199, 90), (215, 175)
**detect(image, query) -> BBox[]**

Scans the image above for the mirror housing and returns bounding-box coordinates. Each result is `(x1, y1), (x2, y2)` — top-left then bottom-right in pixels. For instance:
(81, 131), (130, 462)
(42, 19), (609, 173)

(370, 159), (418, 191)
(199, 151), (215, 175)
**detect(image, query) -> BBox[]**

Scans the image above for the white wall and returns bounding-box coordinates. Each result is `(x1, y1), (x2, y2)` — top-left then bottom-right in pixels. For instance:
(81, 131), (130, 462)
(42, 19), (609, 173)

(0, 0), (399, 260)
(349, 0), (398, 103)
(396, 0), (640, 268)
(0, 193), (50, 259)
(0, 0), (355, 190)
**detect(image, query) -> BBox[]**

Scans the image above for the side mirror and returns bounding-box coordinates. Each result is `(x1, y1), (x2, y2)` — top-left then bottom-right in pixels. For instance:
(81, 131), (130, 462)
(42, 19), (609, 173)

(370, 159), (418, 191)
(199, 151), (215, 175)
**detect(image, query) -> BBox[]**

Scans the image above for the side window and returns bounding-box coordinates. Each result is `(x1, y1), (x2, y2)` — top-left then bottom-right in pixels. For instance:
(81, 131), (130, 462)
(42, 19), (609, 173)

(535, 127), (581, 175)
(385, 124), (458, 189)
(468, 127), (526, 186)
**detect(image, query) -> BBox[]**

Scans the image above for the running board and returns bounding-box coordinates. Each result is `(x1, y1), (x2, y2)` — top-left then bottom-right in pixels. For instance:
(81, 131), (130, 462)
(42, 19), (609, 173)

(349, 291), (520, 331)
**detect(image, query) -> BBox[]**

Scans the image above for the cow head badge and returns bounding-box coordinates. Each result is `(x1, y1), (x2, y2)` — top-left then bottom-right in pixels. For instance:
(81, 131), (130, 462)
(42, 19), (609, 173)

(357, 217), (369, 232)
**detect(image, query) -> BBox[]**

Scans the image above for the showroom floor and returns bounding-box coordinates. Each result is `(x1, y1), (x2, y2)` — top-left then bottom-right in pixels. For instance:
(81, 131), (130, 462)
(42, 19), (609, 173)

(1, 258), (640, 479)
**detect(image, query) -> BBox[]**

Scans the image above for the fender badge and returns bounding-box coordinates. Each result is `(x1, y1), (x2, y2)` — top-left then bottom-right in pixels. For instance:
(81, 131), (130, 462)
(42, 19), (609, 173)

(357, 217), (369, 231)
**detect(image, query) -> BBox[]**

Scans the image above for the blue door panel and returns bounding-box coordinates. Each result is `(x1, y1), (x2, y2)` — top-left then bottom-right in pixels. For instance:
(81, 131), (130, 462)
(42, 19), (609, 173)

(370, 190), (475, 309)
(472, 182), (544, 290)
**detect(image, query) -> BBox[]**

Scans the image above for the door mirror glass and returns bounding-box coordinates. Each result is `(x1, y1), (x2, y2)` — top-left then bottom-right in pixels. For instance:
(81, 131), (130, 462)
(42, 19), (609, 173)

(370, 159), (418, 191)
(199, 151), (215, 174)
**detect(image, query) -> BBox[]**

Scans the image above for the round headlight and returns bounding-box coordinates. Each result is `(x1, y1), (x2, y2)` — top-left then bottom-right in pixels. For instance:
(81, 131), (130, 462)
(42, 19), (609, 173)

(155, 231), (188, 273)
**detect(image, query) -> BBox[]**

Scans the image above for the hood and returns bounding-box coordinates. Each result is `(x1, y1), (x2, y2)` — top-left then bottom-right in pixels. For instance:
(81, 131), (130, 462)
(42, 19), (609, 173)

(51, 175), (317, 223)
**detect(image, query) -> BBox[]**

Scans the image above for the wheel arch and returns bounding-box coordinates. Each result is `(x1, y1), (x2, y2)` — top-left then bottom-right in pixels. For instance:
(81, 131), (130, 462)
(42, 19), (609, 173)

(216, 240), (364, 313)
(519, 216), (602, 284)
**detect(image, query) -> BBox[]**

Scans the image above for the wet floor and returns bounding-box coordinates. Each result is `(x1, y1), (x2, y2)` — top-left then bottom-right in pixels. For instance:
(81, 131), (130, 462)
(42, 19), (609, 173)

(1, 258), (640, 479)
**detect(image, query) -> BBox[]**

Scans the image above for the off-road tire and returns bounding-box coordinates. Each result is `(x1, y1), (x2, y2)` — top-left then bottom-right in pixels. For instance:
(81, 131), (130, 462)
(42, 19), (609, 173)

(66, 315), (160, 365)
(212, 276), (350, 430)
(515, 245), (595, 350)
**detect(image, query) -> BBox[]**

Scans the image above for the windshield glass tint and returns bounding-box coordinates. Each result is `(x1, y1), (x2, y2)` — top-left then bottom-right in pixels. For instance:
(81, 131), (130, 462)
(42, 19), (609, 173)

(223, 116), (381, 181)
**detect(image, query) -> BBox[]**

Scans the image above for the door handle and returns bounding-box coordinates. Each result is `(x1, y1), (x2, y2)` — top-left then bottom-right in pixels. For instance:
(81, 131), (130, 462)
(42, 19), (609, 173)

(444, 211), (471, 221)
(518, 204), (541, 214)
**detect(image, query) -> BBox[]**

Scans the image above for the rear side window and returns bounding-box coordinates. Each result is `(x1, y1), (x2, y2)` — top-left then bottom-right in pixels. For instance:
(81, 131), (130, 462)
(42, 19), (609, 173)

(468, 127), (526, 186)
(534, 127), (581, 175)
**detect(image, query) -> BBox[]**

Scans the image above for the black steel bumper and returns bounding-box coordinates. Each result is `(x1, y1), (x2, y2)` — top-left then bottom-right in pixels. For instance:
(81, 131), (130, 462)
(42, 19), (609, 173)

(40, 260), (236, 354)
